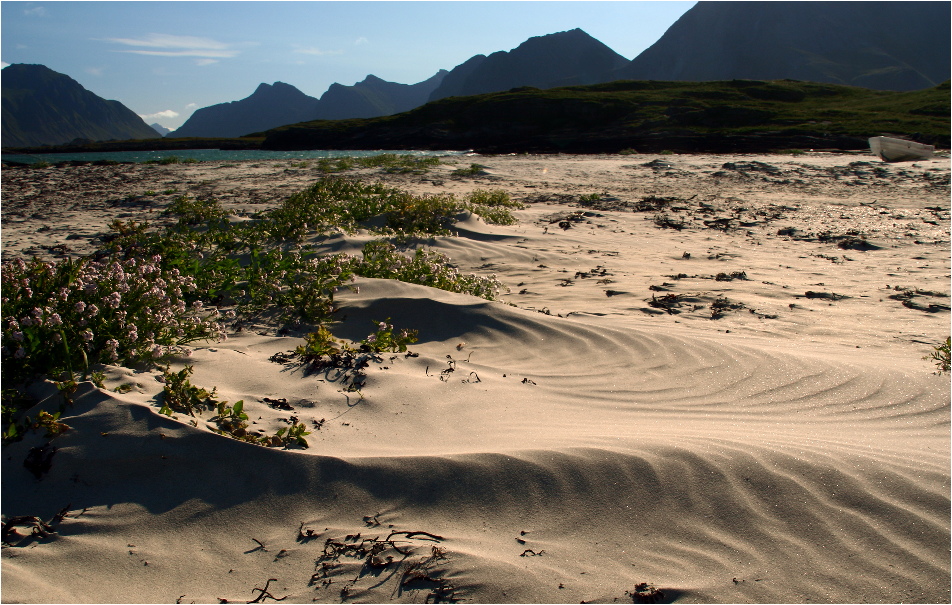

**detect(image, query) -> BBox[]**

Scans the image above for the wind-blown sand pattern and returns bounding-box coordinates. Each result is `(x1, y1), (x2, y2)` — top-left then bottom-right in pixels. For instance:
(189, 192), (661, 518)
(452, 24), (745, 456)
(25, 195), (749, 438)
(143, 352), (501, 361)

(2, 152), (949, 603)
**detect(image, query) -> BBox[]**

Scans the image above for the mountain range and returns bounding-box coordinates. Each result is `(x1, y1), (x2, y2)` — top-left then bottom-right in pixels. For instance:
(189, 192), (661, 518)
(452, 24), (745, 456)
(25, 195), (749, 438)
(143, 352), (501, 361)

(3, 1), (949, 149)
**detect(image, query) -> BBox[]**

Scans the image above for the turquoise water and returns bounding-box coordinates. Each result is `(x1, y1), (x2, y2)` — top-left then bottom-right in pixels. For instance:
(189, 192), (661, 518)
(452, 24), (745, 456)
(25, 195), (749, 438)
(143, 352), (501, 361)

(1, 148), (469, 165)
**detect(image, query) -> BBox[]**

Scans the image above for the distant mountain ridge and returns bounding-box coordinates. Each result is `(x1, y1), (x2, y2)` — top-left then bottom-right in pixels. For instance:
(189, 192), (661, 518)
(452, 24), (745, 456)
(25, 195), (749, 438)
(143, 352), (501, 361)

(314, 71), (447, 120)
(172, 4), (949, 139)
(4, 2), (949, 148)
(429, 28), (628, 101)
(171, 81), (321, 138)
(619, 1), (950, 91)
(171, 71), (448, 137)
(1, 64), (158, 148)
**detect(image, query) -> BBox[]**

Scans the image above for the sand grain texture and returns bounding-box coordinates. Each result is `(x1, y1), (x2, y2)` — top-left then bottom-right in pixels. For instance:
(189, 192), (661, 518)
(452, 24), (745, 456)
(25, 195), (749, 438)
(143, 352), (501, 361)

(2, 153), (949, 603)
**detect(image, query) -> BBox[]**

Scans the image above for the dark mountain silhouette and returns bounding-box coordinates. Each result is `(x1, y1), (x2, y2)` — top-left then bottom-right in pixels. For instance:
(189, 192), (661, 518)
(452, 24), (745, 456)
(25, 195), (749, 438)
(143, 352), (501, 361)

(170, 82), (321, 138)
(150, 123), (171, 137)
(172, 72), (447, 137)
(429, 28), (629, 101)
(1, 64), (158, 148)
(313, 71), (447, 120)
(618, 1), (950, 92)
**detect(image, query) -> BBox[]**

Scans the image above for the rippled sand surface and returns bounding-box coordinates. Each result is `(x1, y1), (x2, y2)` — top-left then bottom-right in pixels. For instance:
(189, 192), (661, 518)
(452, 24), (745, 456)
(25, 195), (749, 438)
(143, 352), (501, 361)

(2, 152), (949, 603)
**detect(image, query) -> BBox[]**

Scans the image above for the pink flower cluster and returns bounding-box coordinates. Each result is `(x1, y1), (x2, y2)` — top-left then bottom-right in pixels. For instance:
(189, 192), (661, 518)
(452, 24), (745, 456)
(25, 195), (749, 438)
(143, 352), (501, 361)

(2, 255), (227, 375)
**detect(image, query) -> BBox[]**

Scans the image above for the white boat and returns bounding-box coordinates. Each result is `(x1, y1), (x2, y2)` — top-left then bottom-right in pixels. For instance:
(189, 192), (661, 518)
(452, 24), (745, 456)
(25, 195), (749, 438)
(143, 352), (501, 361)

(868, 136), (934, 162)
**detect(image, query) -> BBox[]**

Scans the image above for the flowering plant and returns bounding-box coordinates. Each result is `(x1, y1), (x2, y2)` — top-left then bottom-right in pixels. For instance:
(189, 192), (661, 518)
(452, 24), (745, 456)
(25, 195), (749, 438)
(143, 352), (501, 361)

(361, 319), (418, 353)
(2, 255), (226, 385)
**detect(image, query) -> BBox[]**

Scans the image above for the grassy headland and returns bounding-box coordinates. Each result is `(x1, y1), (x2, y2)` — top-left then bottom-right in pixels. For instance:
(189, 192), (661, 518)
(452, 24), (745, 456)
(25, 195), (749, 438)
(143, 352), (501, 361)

(261, 79), (950, 153)
(5, 80), (948, 156)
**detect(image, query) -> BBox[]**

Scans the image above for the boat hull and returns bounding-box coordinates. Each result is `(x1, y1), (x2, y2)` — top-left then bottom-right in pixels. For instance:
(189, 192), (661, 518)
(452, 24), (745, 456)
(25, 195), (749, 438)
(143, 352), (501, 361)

(869, 136), (934, 162)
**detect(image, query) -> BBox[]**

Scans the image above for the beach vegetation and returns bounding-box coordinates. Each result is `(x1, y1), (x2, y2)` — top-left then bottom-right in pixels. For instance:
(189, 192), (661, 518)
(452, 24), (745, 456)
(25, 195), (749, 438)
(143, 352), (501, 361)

(926, 337), (950, 374)
(164, 195), (231, 228)
(159, 365), (218, 417)
(34, 410), (70, 438)
(357, 153), (440, 174)
(212, 398), (250, 437)
(361, 319), (418, 353)
(267, 420), (311, 448)
(451, 163), (487, 177)
(626, 582), (665, 603)
(310, 154), (439, 175)
(1, 256), (226, 387)
(2, 174), (509, 443)
(314, 157), (355, 173)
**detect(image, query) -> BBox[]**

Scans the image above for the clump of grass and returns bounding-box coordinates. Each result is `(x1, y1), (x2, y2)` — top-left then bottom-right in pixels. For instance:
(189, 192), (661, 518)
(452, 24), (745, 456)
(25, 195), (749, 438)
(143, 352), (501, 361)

(358, 241), (503, 300)
(163, 196), (231, 229)
(357, 153), (440, 174)
(451, 163), (487, 177)
(314, 157), (355, 173)
(465, 189), (523, 226)
(267, 177), (519, 241)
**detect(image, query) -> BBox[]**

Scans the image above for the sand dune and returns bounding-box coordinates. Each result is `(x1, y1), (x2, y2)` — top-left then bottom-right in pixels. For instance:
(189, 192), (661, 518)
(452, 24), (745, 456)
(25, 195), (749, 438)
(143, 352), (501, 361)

(1, 152), (949, 603)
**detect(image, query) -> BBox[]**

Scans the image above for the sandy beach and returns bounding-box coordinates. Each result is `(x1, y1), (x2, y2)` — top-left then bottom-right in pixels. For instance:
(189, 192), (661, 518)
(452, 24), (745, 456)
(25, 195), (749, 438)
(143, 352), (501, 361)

(2, 151), (949, 603)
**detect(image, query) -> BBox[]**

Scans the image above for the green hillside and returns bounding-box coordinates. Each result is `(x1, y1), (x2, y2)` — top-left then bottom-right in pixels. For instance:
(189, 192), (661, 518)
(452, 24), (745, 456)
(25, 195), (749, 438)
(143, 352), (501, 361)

(261, 79), (950, 153)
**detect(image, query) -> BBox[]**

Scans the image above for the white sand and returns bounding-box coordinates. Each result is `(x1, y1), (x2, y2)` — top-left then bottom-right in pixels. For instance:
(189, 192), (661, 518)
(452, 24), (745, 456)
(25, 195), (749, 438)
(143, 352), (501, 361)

(2, 152), (949, 603)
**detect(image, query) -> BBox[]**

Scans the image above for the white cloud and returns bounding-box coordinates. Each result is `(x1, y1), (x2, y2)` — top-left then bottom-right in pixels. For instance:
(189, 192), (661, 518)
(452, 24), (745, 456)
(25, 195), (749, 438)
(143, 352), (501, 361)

(354, 37), (369, 46)
(292, 45), (343, 57)
(185, 103), (197, 109)
(100, 33), (240, 59)
(194, 58), (218, 66)
(139, 109), (180, 120)
(85, 67), (104, 76)
(24, 6), (47, 17)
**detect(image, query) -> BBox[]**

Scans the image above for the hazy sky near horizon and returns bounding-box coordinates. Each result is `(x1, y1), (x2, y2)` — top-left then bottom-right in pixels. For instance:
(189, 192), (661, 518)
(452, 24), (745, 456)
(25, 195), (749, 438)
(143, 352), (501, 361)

(2, 1), (696, 130)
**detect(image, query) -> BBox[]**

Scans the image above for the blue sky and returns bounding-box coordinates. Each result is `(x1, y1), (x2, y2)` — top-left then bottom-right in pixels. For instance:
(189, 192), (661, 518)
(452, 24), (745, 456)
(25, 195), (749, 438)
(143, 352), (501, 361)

(1, 1), (696, 130)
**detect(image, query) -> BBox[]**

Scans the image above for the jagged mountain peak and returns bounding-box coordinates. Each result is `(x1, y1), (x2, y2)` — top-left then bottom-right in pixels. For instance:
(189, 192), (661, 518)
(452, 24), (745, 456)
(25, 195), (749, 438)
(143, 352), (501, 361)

(429, 28), (628, 101)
